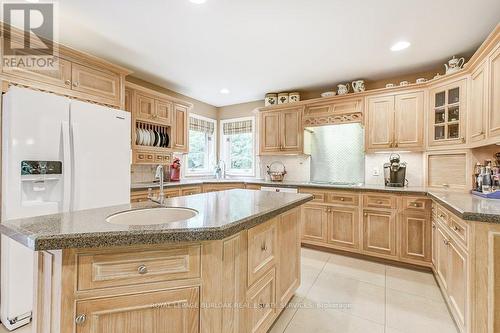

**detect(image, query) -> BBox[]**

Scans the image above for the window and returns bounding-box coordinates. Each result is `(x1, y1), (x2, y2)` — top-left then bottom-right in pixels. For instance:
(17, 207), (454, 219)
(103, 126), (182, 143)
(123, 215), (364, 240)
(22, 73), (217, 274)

(186, 114), (216, 176)
(220, 117), (255, 176)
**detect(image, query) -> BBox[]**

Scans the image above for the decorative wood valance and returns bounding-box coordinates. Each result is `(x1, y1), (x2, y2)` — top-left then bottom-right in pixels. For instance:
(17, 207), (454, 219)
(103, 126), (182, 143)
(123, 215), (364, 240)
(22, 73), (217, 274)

(302, 97), (363, 127)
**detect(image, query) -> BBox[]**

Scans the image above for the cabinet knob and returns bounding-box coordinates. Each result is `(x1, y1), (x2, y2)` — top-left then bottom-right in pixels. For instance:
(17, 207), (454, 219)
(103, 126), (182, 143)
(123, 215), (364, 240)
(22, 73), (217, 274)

(453, 225), (460, 232)
(261, 243), (267, 251)
(432, 223), (436, 229)
(377, 201), (383, 204)
(72, 81), (79, 87)
(65, 80), (71, 86)
(340, 197), (345, 201)
(75, 314), (87, 325)
(443, 239), (449, 246)
(137, 265), (148, 275)
(364, 213), (368, 217)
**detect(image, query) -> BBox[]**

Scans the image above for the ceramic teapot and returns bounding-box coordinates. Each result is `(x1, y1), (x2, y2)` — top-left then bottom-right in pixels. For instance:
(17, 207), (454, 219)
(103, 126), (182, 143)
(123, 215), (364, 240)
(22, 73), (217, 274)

(444, 56), (465, 74)
(337, 83), (350, 95)
(351, 80), (365, 93)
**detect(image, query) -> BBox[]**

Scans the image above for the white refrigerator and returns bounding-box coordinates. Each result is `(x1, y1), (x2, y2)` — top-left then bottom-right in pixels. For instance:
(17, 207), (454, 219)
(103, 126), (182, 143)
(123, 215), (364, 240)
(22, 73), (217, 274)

(1, 86), (131, 330)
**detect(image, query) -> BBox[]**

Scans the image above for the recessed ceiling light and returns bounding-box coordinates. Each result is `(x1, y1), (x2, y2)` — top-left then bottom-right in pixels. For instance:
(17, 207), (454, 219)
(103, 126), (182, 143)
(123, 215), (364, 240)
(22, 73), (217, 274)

(390, 41), (411, 52)
(220, 88), (230, 94)
(189, 0), (206, 4)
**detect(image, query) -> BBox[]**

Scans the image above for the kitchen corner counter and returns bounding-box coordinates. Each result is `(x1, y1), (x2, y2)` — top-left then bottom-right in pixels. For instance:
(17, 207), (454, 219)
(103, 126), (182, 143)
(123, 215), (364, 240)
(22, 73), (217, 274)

(0, 189), (312, 251)
(427, 190), (500, 224)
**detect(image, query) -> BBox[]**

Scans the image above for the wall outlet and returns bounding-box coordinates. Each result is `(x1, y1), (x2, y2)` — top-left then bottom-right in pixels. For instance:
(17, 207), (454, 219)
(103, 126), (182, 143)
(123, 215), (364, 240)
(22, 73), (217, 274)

(372, 168), (381, 176)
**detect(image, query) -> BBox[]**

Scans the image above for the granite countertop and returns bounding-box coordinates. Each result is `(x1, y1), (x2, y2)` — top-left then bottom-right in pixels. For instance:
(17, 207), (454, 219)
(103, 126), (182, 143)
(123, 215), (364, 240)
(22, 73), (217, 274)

(131, 179), (500, 223)
(132, 178), (428, 194)
(0, 189), (312, 251)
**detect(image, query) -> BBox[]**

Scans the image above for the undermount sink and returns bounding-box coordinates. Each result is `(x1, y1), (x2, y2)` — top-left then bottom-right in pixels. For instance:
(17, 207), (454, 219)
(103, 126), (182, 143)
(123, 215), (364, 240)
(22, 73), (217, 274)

(106, 207), (198, 226)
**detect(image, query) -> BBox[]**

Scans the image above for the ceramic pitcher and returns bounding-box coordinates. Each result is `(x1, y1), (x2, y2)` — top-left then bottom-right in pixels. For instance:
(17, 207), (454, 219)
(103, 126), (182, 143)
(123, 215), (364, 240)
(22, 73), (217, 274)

(351, 80), (365, 92)
(337, 83), (350, 95)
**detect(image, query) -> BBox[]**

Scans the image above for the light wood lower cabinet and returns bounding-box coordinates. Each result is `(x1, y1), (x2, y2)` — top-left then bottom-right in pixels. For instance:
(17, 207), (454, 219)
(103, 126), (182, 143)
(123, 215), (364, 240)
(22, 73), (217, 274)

(301, 204), (328, 242)
(362, 209), (397, 258)
(327, 206), (359, 251)
(202, 183), (245, 192)
(400, 211), (432, 263)
(75, 287), (200, 333)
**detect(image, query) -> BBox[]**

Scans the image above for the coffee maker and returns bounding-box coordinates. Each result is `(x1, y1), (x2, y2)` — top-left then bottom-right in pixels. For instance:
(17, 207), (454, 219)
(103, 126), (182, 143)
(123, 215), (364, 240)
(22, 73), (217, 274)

(384, 154), (407, 187)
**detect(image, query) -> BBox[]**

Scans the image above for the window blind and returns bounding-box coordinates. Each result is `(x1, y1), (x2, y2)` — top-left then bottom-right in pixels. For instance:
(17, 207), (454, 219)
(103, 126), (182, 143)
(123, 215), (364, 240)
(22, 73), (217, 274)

(223, 119), (253, 135)
(189, 116), (215, 135)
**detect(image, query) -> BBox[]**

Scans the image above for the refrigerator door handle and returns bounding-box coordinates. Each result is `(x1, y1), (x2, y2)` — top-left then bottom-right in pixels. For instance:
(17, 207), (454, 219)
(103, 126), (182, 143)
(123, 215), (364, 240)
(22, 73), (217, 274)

(62, 121), (71, 212)
(70, 122), (80, 211)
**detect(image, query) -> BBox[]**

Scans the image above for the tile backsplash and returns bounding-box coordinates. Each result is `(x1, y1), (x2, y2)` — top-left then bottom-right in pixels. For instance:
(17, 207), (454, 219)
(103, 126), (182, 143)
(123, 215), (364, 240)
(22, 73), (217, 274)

(131, 164), (157, 183)
(258, 155), (311, 182)
(364, 152), (424, 186)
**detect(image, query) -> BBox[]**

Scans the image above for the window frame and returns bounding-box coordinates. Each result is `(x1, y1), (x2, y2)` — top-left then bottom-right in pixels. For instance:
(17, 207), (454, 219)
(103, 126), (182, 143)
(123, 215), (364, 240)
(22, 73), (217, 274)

(220, 116), (256, 177)
(185, 113), (217, 177)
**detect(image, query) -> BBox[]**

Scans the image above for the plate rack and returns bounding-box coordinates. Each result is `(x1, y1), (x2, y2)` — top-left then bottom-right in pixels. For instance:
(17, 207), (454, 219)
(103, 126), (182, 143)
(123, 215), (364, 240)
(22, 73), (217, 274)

(134, 120), (171, 150)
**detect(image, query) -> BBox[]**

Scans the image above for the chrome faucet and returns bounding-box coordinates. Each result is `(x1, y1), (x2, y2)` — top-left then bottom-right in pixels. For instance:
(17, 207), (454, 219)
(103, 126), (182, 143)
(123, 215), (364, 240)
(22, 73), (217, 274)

(153, 164), (165, 204)
(215, 160), (226, 179)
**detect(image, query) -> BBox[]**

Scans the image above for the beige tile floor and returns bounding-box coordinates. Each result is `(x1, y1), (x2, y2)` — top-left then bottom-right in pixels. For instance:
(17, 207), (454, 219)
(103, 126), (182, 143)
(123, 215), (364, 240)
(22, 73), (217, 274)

(270, 248), (459, 333)
(0, 248), (458, 333)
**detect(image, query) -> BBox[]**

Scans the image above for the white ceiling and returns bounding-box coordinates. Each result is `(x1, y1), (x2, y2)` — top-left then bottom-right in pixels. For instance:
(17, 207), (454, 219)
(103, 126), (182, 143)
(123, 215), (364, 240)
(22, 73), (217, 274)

(52, 0), (500, 106)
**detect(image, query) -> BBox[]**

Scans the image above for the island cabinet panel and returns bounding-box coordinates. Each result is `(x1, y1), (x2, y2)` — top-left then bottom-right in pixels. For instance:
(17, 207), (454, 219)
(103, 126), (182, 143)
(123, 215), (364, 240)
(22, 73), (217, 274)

(247, 218), (278, 286)
(246, 269), (277, 333)
(76, 245), (201, 291)
(277, 208), (301, 307)
(74, 287), (200, 333)
(301, 204), (328, 242)
(489, 44), (500, 138)
(327, 206), (360, 251)
(362, 210), (397, 258)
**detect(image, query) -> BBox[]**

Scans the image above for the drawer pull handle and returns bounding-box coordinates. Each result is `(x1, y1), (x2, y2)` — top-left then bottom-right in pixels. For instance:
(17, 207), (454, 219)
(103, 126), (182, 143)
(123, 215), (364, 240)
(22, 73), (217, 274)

(443, 239), (449, 246)
(259, 303), (266, 309)
(72, 81), (79, 87)
(377, 201), (383, 204)
(65, 80), (71, 86)
(137, 265), (148, 275)
(75, 314), (87, 325)
(340, 197), (345, 201)
(432, 223), (436, 229)
(410, 203), (422, 208)
(453, 225), (461, 232)
(261, 243), (267, 251)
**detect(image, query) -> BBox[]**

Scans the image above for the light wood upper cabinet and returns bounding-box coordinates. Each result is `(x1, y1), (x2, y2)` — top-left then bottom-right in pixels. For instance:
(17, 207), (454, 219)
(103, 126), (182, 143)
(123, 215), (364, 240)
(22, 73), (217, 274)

(327, 206), (359, 250)
(469, 61), (488, 143)
(394, 92), (424, 148)
(301, 204), (328, 242)
(362, 209), (397, 258)
(75, 287), (200, 333)
(260, 112), (281, 153)
(71, 63), (120, 104)
(155, 99), (173, 125)
(135, 92), (156, 120)
(488, 44), (500, 138)
(173, 103), (189, 152)
(2, 54), (72, 88)
(366, 91), (424, 151)
(277, 209), (300, 306)
(259, 107), (303, 155)
(281, 108), (302, 152)
(124, 87), (133, 112)
(400, 211), (431, 263)
(366, 95), (394, 150)
(428, 78), (467, 147)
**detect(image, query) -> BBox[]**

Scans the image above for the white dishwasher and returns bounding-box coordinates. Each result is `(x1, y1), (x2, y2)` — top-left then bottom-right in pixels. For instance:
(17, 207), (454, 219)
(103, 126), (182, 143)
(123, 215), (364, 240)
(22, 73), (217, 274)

(261, 186), (298, 193)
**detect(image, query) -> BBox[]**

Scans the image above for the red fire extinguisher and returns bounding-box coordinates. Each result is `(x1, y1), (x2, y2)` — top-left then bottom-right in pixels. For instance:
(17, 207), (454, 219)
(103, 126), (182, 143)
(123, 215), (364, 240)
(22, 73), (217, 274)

(169, 157), (181, 181)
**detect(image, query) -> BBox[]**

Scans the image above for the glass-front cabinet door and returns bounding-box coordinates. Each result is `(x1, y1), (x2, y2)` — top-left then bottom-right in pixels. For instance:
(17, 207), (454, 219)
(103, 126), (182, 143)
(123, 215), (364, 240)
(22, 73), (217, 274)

(429, 78), (467, 147)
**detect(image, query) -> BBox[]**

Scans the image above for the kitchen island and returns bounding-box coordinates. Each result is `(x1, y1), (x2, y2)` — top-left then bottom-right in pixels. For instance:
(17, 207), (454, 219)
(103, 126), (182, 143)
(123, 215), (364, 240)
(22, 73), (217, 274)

(0, 189), (312, 333)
